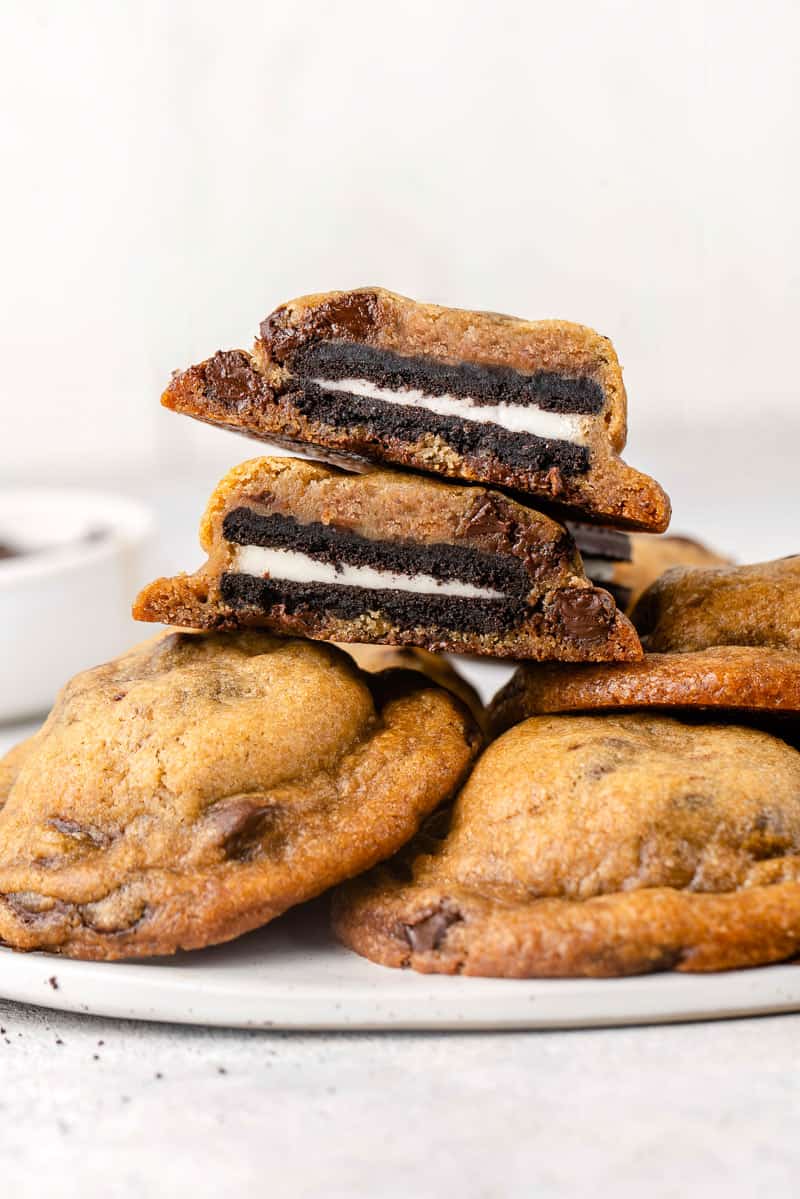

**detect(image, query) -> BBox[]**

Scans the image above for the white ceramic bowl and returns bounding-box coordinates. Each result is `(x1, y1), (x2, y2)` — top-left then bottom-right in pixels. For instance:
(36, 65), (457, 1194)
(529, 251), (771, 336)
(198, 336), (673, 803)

(0, 488), (156, 723)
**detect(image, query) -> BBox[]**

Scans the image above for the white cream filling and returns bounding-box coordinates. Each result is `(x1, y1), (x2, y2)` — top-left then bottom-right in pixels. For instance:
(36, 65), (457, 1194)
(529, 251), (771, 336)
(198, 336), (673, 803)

(311, 376), (593, 444)
(232, 545), (504, 600)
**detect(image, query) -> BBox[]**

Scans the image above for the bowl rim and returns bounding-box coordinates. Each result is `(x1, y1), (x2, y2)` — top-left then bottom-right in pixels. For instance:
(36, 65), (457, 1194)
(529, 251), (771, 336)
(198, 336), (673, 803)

(0, 487), (155, 588)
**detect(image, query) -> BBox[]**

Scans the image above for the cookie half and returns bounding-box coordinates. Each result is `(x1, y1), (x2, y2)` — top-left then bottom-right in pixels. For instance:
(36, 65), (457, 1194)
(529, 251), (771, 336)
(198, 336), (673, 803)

(633, 556), (800, 652)
(333, 715), (800, 977)
(0, 631), (480, 959)
(161, 288), (671, 531)
(133, 457), (642, 661)
(489, 646), (800, 735)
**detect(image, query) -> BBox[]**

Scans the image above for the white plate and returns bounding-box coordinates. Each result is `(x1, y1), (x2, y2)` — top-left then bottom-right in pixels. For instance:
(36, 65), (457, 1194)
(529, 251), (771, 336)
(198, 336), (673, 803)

(2, 899), (800, 1030)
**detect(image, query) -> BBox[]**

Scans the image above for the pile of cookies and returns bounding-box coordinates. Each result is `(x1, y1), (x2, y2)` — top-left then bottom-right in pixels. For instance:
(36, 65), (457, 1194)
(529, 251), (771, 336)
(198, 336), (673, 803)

(2, 288), (799, 979)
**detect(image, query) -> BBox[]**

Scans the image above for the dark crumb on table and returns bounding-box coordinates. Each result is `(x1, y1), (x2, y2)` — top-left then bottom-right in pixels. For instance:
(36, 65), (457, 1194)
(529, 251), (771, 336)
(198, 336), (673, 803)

(48, 976), (59, 991)
(217, 1066), (227, 1075)
(155, 1072), (163, 1080)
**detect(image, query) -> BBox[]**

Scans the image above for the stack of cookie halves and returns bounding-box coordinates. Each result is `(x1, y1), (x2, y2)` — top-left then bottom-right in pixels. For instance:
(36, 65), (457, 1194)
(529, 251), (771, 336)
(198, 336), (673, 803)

(3, 288), (800, 980)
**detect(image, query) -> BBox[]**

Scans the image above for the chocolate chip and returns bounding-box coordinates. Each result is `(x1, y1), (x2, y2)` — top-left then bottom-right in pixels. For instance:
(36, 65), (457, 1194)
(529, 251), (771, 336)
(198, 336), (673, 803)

(261, 292), (380, 361)
(49, 818), (114, 849)
(202, 350), (268, 408)
(549, 588), (614, 640)
(206, 796), (282, 862)
(403, 904), (462, 952)
(459, 493), (516, 553)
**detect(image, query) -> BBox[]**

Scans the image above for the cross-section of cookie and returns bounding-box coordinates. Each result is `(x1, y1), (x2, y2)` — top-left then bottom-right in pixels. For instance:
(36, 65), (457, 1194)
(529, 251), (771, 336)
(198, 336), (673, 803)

(332, 715), (800, 977)
(162, 288), (671, 531)
(632, 555), (800, 653)
(489, 646), (800, 736)
(0, 631), (481, 960)
(132, 457), (642, 661)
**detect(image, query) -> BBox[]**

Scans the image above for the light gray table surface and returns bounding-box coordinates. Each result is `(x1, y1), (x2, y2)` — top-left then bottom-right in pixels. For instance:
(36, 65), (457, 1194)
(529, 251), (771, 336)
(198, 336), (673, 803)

(1, 435), (798, 1197)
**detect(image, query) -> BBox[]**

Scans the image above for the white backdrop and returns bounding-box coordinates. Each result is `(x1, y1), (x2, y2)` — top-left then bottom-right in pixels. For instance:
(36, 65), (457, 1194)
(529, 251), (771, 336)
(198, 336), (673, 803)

(1, 0), (798, 512)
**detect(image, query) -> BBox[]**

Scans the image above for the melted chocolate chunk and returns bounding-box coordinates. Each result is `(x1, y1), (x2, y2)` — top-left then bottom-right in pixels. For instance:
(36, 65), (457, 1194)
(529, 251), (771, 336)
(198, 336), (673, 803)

(201, 350), (271, 408)
(403, 904), (462, 952)
(261, 292), (381, 361)
(291, 383), (590, 475)
(222, 508), (532, 596)
(49, 818), (114, 850)
(204, 797), (283, 862)
(550, 589), (615, 640)
(220, 574), (527, 635)
(291, 341), (605, 415)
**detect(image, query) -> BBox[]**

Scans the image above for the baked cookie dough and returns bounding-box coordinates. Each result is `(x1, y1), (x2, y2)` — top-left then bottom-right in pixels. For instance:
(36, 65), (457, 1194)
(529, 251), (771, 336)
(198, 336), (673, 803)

(161, 288), (671, 531)
(489, 646), (800, 735)
(333, 715), (800, 977)
(615, 533), (731, 613)
(0, 631), (480, 960)
(633, 556), (800, 652)
(340, 644), (486, 734)
(133, 457), (642, 662)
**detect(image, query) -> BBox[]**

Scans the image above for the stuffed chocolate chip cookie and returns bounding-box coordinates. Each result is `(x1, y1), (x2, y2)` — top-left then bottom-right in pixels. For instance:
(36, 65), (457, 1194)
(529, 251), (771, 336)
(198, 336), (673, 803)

(161, 288), (670, 531)
(133, 457), (641, 661)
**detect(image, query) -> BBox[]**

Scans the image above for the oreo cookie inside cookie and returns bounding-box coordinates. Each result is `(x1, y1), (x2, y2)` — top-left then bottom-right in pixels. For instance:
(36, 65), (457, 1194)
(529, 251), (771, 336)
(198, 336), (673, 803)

(284, 341), (599, 477)
(221, 507), (533, 633)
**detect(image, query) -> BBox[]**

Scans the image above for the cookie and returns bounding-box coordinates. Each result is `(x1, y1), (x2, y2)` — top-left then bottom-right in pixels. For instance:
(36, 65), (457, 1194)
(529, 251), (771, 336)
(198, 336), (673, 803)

(614, 533), (732, 613)
(633, 556), (800, 652)
(489, 646), (800, 735)
(133, 457), (642, 661)
(340, 644), (486, 734)
(568, 528), (731, 614)
(0, 630), (480, 959)
(333, 714), (800, 977)
(161, 288), (671, 531)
